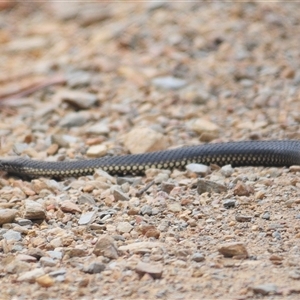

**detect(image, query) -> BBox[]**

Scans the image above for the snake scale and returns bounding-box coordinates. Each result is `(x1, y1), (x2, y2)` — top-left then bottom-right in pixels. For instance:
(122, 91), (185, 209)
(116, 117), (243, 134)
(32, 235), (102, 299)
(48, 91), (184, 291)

(0, 140), (300, 179)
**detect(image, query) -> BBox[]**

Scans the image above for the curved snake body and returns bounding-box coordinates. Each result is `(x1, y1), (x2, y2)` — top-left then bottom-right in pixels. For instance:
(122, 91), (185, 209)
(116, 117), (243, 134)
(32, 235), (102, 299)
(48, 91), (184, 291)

(0, 140), (300, 179)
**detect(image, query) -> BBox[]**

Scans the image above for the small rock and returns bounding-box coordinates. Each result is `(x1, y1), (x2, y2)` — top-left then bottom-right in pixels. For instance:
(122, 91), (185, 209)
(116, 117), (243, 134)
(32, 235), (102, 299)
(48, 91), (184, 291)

(59, 112), (90, 127)
(261, 211), (271, 220)
(78, 211), (97, 225)
(83, 261), (106, 274)
(23, 200), (46, 220)
(123, 127), (168, 154)
(135, 261), (163, 279)
(223, 199), (236, 209)
(51, 134), (78, 148)
(15, 254), (37, 263)
(161, 181), (176, 193)
(191, 253), (205, 262)
(117, 222), (133, 233)
(233, 181), (254, 196)
(186, 164), (209, 176)
(119, 242), (163, 253)
(47, 250), (63, 260)
(252, 283), (278, 295)
(112, 187), (129, 201)
(40, 257), (56, 267)
(36, 274), (55, 287)
(140, 205), (153, 216)
(168, 202), (182, 212)
(59, 200), (81, 213)
(197, 179), (227, 194)
(78, 193), (96, 205)
(86, 144), (108, 157)
(289, 269), (300, 280)
(59, 90), (98, 109)
(93, 235), (118, 259)
(218, 242), (249, 258)
(152, 76), (186, 90)
(17, 268), (45, 283)
(235, 215), (252, 222)
(46, 143), (59, 156)
(86, 122), (110, 135)
(3, 230), (22, 241)
(290, 165), (300, 173)
(221, 165), (234, 177)
(16, 218), (32, 226)
(188, 119), (219, 136)
(0, 209), (17, 225)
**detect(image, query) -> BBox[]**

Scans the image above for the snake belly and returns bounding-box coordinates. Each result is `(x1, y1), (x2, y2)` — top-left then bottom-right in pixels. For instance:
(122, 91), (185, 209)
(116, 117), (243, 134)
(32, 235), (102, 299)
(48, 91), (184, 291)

(0, 140), (300, 179)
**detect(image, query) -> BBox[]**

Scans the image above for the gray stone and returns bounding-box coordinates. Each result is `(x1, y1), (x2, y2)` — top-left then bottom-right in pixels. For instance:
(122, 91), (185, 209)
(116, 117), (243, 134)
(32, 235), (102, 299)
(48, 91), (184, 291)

(40, 257), (56, 267)
(17, 268), (45, 282)
(3, 230), (22, 241)
(252, 283), (278, 295)
(59, 90), (98, 109)
(78, 211), (97, 225)
(59, 112), (90, 127)
(93, 235), (118, 259)
(83, 261), (106, 274)
(140, 205), (152, 216)
(191, 253), (205, 262)
(112, 187), (129, 201)
(86, 122), (110, 135)
(223, 199), (236, 209)
(152, 76), (187, 90)
(135, 261), (163, 279)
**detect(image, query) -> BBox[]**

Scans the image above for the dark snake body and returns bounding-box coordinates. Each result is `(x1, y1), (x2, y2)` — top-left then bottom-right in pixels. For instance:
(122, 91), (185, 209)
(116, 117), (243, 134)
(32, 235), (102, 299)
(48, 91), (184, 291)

(0, 140), (300, 179)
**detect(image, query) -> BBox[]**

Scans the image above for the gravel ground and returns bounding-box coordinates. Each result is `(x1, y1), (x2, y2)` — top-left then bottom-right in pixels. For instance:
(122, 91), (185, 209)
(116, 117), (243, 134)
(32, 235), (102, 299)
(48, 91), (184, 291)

(1, 2), (300, 299)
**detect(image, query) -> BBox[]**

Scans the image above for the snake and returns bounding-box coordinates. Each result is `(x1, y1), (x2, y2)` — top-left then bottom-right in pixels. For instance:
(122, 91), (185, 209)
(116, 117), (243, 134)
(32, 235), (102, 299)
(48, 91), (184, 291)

(0, 140), (300, 179)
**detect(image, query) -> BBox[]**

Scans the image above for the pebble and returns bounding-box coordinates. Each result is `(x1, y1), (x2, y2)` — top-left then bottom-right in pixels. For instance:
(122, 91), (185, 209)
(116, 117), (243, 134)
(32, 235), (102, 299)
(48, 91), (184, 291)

(78, 211), (97, 225)
(235, 215), (252, 222)
(3, 230), (22, 241)
(17, 268), (45, 283)
(218, 242), (249, 258)
(59, 200), (82, 213)
(66, 71), (92, 87)
(0, 209), (17, 225)
(15, 254), (37, 263)
(23, 200), (46, 220)
(40, 257), (56, 267)
(135, 261), (163, 279)
(289, 165), (300, 173)
(78, 193), (96, 205)
(59, 90), (98, 109)
(117, 222), (133, 233)
(188, 118), (219, 136)
(233, 181), (254, 196)
(191, 253), (205, 262)
(186, 164), (209, 176)
(197, 179), (227, 194)
(93, 235), (118, 259)
(221, 165), (234, 177)
(59, 111), (90, 127)
(47, 250), (63, 260)
(36, 274), (55, 287)
(152, 76), (186, 90)
(223, 199), (236, 209)
(86, 144), (108, 157)
(86, 122), (110, 135)
(261, 212), (271, 220)
(112, 187), (130, 201)
(168, 202), (182, 212)
(252, 283), (278, 295)
(83, 261), (106, 274)
(119, 242), (163, 253)
(140, 205), (153, 216)
(161, 181), (176, 193)
(123, 127), (168, 154)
